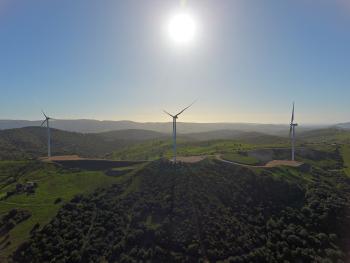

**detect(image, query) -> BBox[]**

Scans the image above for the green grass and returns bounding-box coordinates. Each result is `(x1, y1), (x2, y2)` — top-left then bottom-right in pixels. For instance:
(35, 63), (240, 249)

(112, 140), (172, 160)
(269, 166), (314, 184)
(0, 161), (33, 190)
(341, 145), (350, 177)
(300, 128), (350, 144)
(145, 215), (160, 230)
(0, 161), (132, 260)
(300, 157), (339, 170)
(221, 152), (259, 165)
(112, 139), (287, 161)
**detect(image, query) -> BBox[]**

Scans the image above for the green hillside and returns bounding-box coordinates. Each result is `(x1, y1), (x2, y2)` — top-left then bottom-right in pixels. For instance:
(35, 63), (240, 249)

(0, 160), (142, 260)
(300, 128), (350, 144)
(0, 127), (148, 160)
(10, 160), (350, 262)
(97, 129), (169, 141)
(0, 126), (350, 262)
(341, 145), (350, 177)
(182, 130), (288, 143)
(0, 127), (290, 161)
(111, 135), (342, 169)
(111, 137), (289, 161)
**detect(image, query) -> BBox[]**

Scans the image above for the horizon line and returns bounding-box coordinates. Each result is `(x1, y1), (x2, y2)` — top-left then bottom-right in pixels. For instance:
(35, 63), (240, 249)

(0, 118), (346, 126)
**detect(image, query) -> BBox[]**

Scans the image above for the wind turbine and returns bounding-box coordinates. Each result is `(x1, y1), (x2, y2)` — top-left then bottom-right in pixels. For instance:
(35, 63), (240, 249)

(164, 101), (196, 163)
(289, 102), (298, 161)
(41, 110), (53, 158)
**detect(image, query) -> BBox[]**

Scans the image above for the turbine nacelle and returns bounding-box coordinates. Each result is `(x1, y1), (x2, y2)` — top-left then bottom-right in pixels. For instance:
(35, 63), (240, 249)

(41, 110), (53, 126)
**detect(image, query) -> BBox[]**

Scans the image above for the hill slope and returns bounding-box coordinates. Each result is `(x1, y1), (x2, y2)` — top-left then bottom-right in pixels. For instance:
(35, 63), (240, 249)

(0, 119), (325, 135)
(0, 160), (141, 260)
(183, 130), (287, 143)
(0, 127), (129, 159)
(98, 129), (168, 141)
(11, 160), (350, 262)
(0, 127), (291, 160)
(299, 128), (350, 143)
(336, 122), (350, 130)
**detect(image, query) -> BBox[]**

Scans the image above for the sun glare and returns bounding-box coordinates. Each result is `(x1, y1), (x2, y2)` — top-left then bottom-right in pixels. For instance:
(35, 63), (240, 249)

(167, 12), (197, 46)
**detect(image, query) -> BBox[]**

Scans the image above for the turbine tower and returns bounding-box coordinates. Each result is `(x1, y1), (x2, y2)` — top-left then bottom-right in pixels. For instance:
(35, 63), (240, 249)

(164, 101), (196, 163)
(289, 102), (298, 161)
(41, 111), (53, 158)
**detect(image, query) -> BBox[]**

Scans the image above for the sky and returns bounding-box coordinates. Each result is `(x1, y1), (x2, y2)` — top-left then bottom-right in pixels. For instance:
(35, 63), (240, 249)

(0, 0), (349, 124)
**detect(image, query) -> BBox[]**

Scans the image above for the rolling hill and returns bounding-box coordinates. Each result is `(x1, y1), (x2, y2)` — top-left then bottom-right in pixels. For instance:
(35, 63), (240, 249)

(10, 160), (350, 262)
(1, 126), (349, 162)
(1, 125), (350, 262)
(336, 122), (350, 130)
(0, 119), (327, 135)
(0, 127), (140, 160)
(0, 127), (290, 160)
(299, 128), (350, 144)
(98, 129), (168, 141)
(0, 160), (144, 260)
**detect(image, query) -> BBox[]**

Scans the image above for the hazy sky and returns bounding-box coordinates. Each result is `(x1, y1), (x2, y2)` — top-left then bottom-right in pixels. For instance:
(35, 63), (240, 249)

(0, 0), (349, 124)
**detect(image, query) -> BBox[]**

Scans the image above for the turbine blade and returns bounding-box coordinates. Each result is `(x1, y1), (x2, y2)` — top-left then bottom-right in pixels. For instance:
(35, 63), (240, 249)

(163, 110), (174, 118)
(41, 110), (48, 119)
(41, 120), (47, 127)
(289, 125), (292, 138)
(175, 100), (197, 116)
(291, 102), (295, 123)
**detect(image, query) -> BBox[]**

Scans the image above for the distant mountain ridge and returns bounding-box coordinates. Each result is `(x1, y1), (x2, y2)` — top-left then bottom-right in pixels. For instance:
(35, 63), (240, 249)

(0, 127), (165, 160)
(0, 127), (289, 160)
(183, 129), (287, 144)
(298, 127), (350, 143)
(0, 119), (330, 135)
(1, 125), (349, 160)
(336, 122), (350, 129)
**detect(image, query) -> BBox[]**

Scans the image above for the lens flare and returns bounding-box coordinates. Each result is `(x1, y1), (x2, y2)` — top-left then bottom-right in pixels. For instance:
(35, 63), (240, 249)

(167, 12), (197, 45)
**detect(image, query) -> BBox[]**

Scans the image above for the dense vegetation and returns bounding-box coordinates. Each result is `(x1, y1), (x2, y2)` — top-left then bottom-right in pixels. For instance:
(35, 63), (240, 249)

(341, 145), (350, 177)
(0, 160), (138, 260)
(0, 209), (31, 236)
(1, 126), (350, 262)
(12, 160), (350, 262)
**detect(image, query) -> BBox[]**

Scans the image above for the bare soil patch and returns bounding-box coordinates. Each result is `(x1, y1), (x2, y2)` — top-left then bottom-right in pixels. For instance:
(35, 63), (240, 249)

(217, 155), (303, 168)
(39, 155), (145, 170)
(40, 155), (84, 161)
(174, 156), (207, 163)
(265, 160), (303, 168)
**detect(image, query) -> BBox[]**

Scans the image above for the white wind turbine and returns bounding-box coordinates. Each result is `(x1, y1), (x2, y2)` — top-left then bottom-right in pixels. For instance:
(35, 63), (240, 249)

(41, 110), (53, 158)
(289, 102), (298, 161)
(164, 101), (196, 163)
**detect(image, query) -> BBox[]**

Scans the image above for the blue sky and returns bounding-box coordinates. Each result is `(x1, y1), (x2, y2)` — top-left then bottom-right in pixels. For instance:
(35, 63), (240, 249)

(0, 0), (349, 124)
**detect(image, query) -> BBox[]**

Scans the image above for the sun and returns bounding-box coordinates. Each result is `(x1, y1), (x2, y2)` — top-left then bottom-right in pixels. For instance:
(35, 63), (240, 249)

(167, 12), (197, 45)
